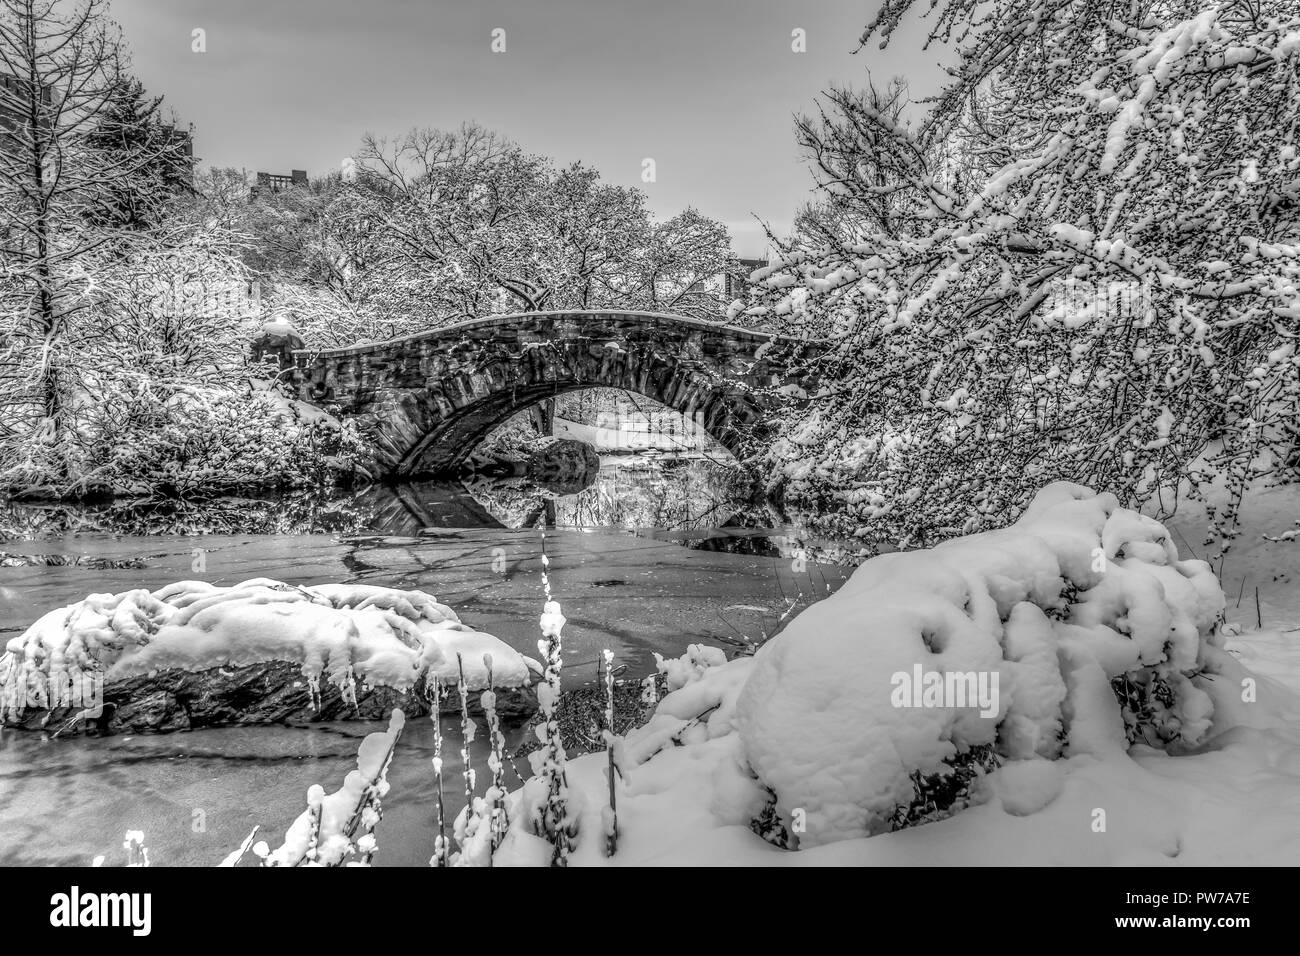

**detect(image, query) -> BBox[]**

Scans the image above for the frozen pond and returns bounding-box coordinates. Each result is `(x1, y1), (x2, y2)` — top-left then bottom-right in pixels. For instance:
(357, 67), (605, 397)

(0, 455), (857, 866)
(0, 718), (533, 867)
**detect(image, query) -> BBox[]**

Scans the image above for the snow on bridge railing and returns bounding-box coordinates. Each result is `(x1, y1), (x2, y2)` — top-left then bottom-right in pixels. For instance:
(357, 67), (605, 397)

(290, 309), (799, 360)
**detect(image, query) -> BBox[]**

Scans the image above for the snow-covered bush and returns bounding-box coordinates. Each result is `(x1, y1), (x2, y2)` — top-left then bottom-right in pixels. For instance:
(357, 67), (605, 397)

(654, 643), (729, 692)
(0, 210), (275, 498)
(0, 208), (366, 499)
(735, 483), (1222, 846)
(75, 382), (363, 496)
(58, 234), (338, 499)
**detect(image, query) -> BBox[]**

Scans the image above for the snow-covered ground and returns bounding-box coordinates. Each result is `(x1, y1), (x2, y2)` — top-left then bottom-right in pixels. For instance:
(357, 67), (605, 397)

(5, 483), (1297, 867)
(484, 482), (1300, 866)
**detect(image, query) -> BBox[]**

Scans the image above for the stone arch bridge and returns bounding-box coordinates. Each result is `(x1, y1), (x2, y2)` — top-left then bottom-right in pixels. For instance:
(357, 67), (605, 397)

(283, 310), (812, 479)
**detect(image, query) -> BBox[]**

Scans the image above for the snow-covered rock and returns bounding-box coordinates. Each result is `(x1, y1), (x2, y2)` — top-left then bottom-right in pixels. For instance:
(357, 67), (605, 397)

(0, 579), (539, 729)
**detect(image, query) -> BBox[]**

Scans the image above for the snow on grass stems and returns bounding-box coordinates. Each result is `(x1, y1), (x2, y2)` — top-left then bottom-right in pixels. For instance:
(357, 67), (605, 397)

(258, 709), (404, 867)
(123, 830), (149, 867)
(302, 786), (324, 864)
(454, 652), (483, 863)
(218, 826), (260, 867)
(430, 678), (450, 868)
(535, 528), (573, 866)
(602, 648), (619, 857)
(347, 714), (403, 867)
(482, 652), (509, 856)
(331, 709), (404, 866)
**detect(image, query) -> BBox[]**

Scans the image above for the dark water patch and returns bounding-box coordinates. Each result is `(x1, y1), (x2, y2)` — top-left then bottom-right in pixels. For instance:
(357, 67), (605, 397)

(0, 551), (148, 569)
(0, 491), (375, 538)
(0, 456), (777, 538)
(673, 531), (797, 558)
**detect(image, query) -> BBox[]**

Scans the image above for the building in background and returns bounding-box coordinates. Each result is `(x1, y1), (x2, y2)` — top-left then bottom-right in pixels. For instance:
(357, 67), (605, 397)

(252, 169), (308, 196)
(702, 256), (771, 309)
(3, 74), (194, 192)
(724, 257), (769, 300)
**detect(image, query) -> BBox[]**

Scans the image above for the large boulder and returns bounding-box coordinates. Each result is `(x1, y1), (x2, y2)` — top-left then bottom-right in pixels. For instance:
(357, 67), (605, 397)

(7, 660), (539, 737)
(1, 578), (544, 736)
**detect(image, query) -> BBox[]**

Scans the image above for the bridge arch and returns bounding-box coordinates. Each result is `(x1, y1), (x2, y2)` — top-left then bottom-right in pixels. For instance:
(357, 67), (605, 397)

(291, 310), (805, 478)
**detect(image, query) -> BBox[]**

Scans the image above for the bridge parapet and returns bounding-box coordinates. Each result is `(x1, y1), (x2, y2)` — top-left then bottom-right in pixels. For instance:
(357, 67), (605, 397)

(288, 310), (812, 477)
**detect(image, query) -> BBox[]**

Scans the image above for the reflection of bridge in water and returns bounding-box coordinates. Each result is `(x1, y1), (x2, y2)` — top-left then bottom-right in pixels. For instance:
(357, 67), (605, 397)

(286, 311), (812, 478)
(354, 456), (774, 534)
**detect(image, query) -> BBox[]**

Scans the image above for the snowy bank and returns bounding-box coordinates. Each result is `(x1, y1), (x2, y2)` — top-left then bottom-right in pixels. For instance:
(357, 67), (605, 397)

(1, 579), (540, 728)
(488, 482), (1300, 865)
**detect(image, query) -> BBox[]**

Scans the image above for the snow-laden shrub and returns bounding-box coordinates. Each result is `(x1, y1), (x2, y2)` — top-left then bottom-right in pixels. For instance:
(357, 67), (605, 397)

(733, 483), (1224, 847)
(0, 216), (270, 498)
(653, 643), (728, 692)
(0, 374), (363, 498)
(77, 381), (363, 496)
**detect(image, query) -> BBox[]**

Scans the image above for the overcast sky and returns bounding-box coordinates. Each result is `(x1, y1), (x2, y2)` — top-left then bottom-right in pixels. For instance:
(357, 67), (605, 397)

(111, 0), (949, 257)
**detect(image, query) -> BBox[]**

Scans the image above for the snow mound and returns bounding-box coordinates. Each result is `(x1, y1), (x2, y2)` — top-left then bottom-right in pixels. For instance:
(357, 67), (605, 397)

(258, 316), (302, 341)
(734, 482), (1225, 846)
(984, 759), (1065, 816)
(0, 579), (535, 722)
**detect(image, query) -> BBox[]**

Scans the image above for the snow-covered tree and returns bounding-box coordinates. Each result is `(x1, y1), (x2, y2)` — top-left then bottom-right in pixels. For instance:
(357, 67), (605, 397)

(622, 208), (738, 318)
(84, 72), (192, 230)
(168, 125), (738, 356)
(749, 0), (1300, 551)
(0, 0), (194, 490)
(353, 124), (736, 326)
